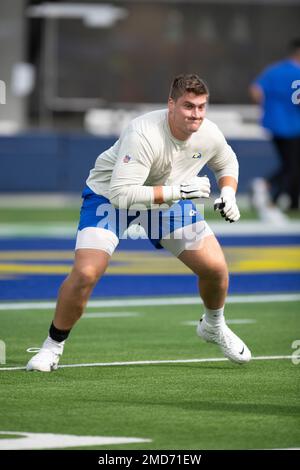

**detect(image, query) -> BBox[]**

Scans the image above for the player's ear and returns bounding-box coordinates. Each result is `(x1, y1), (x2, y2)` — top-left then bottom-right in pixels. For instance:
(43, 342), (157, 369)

(168, 97), (175, 112)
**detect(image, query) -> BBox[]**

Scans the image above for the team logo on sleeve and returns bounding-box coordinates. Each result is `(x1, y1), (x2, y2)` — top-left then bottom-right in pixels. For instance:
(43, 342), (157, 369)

(123, 155), (132, 163)
(192, 152), (202, 159)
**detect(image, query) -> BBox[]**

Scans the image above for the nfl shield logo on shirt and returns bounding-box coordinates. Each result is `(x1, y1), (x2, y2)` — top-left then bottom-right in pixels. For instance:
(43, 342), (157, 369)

(123, 155), (132, 163)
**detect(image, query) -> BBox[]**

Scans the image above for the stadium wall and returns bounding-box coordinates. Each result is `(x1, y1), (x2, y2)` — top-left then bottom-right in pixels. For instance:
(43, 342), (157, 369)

(0, 133), (279, 193)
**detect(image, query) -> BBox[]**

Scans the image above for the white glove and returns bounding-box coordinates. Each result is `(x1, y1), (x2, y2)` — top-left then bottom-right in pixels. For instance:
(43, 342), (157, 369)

(214, 186), (240, 223)
(180, 176), (211, 200)
(162, 176), (210, 203)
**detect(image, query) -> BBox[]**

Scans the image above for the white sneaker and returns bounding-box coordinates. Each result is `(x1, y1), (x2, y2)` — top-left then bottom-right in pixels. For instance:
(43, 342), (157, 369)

(197, 316), (251, 364)
(26, 336), (65, 372)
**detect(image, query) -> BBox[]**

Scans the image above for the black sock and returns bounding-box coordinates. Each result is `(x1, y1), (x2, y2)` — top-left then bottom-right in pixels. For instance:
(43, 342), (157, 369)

(49, 322), (71, 343)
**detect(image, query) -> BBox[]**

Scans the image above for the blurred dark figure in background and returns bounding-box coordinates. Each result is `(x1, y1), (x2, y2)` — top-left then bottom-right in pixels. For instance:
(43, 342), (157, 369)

(250, 38), (300, 211)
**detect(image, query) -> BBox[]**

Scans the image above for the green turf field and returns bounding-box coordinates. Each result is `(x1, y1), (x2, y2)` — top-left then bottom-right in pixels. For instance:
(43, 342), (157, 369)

(0, 298), (299, 450)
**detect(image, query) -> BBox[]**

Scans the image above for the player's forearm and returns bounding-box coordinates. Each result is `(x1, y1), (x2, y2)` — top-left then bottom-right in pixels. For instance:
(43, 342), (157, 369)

(153, 186), (164, 204)
(110, 177), (211, 208)
(110, 184), (180, 208)
(109, 184), (155, 208)
(153, 186), (182, 204)
(218, 176), (238, 193)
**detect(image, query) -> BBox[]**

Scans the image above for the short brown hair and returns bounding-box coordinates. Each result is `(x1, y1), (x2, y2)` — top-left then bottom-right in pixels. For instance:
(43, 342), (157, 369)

(169, 74), (209, 101)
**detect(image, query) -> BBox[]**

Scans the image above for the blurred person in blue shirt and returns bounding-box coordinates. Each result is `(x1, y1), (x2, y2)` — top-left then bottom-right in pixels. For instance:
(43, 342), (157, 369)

(250, 38), (300, 210)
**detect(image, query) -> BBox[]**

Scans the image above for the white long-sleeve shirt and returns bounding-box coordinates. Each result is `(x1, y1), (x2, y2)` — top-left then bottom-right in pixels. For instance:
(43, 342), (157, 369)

(86, 109), (238, 208)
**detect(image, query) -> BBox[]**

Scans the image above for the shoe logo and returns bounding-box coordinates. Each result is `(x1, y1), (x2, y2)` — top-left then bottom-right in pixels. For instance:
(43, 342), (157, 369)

(239, 346), (244, 355)
(189, 209), (197, 216)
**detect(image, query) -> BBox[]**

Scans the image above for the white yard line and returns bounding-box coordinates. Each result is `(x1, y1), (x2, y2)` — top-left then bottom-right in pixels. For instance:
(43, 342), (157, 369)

(0, 431), (151, 450)
(0, 293), (299, 311)
(0, 355), (297, 372)
(183, 319), (256, 326)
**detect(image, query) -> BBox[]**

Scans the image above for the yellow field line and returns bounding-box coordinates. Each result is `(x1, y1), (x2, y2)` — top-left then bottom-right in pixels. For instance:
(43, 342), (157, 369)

(0, 247), (299, 274)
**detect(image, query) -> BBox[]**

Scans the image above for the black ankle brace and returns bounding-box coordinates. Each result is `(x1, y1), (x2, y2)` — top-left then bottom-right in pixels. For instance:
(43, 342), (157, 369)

(49, 322), (71, 343)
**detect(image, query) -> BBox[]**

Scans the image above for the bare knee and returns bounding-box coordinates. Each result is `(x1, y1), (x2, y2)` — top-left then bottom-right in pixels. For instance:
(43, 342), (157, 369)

(199, 260), (228, 285)
(71, 264), (101, 289)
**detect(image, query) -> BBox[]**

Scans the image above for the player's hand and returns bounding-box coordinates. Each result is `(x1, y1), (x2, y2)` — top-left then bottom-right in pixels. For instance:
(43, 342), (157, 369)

(180, 176), (211, 200)
(214, 186), (240, 223)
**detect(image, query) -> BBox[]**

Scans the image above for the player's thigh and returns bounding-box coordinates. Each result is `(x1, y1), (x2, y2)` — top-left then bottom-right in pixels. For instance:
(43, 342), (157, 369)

(178, 234), (228, 277)
(160, 220), (211, 256)
(160, 220), (227, 277)
(73, 227), (119, 282)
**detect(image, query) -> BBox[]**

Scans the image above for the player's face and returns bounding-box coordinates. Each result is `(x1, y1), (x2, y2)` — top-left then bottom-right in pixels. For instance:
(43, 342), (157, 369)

(168, 92), (208, 140)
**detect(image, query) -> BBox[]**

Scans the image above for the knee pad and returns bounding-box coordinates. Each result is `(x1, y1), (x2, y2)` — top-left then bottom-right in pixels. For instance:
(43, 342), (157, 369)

(160, 221), (213, 257)
(75, 227), (119, 257)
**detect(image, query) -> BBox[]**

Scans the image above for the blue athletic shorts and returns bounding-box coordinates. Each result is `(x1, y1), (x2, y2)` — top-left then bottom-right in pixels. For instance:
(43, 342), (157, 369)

(78, 186), (204, 250)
